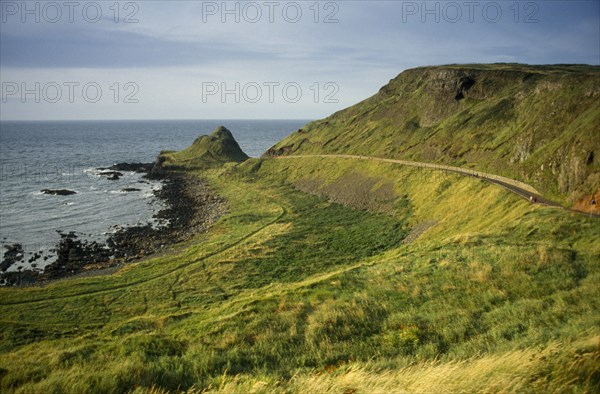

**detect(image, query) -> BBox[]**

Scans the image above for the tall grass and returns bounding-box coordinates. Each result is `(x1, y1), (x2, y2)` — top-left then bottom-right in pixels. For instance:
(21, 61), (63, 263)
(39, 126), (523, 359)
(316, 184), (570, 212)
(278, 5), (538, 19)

(1, 157), (598, 393)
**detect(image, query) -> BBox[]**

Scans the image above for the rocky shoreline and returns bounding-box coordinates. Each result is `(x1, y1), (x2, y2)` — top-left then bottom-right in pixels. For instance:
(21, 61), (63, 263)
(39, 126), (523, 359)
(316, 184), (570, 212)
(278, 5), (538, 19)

(0, 164), (226, 286)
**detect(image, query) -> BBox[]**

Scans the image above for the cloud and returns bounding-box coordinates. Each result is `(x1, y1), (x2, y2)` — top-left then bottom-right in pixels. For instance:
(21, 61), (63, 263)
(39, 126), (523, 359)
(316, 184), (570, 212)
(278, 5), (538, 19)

(1, 0), (598, 120)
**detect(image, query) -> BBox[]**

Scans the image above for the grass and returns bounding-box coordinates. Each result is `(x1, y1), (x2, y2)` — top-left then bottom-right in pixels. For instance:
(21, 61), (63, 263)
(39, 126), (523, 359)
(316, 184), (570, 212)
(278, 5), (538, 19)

(197, 335), (599, 394)
(160, 126), (248, 169)
(0, 154), (599, 393)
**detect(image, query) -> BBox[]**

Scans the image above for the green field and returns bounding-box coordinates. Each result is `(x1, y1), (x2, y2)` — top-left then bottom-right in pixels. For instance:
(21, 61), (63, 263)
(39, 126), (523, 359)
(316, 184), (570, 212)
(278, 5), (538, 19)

(1, 152), (598, 393)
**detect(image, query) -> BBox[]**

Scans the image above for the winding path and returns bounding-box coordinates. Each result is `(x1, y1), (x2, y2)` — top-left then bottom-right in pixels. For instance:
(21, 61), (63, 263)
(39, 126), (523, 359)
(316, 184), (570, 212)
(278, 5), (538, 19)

(274, 154), (599, 217)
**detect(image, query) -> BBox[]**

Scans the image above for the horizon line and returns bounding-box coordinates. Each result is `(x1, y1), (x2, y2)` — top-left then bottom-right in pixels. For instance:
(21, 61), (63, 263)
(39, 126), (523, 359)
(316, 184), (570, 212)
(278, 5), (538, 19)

(0, 118), (316, 122)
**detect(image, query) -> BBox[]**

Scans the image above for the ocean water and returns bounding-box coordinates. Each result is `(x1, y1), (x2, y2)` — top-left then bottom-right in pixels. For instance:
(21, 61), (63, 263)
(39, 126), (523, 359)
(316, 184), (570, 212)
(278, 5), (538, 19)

(0, 119), (308, 270)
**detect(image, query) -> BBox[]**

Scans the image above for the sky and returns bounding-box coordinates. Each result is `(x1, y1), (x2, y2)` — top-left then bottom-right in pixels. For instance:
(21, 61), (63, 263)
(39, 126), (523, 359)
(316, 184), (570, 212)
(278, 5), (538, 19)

(0, 0), (599, 120)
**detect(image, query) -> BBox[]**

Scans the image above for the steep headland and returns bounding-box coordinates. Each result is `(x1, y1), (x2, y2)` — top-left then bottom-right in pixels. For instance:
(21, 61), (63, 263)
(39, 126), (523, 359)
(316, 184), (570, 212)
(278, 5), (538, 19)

(266, 64), (600, 208)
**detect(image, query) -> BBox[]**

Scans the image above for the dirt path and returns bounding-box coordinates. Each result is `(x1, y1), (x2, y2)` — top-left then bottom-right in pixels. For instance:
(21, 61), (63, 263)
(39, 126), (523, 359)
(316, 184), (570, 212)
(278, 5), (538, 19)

(274, 154), (599, 218)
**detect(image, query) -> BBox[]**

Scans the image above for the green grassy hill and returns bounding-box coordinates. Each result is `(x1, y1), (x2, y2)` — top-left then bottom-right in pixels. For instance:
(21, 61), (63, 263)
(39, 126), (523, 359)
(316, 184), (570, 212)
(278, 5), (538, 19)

(1, 66), (599, 393)
(159, 126), (249, 169)
(266, 64), (600, 207)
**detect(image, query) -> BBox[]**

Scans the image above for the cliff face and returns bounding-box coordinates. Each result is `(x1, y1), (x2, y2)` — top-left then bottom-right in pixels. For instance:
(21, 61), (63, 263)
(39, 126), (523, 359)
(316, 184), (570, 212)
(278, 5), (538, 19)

(265, 64), (600, 205)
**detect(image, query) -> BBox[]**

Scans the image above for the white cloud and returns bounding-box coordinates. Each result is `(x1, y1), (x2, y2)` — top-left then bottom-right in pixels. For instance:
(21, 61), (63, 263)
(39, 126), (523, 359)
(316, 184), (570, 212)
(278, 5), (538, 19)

(1, 0), (598, 120)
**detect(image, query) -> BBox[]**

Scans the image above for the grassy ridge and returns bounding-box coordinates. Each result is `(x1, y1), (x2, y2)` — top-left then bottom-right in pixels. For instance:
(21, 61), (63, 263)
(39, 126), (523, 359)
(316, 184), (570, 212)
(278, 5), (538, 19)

(1, 153), (598, 392)
(266, 64), (600, 206)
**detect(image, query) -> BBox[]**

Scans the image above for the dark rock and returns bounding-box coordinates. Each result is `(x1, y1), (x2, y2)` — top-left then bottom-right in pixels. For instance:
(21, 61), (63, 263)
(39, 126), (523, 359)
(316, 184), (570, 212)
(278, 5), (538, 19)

(42, 231), (112, 279)
(99, 171), (123, 177)
(28, 252), (41, 263)
(41, 189), (76, 196)
(109, 162), (154, 173)
(147, 155), (168, 179)
(455, 76), (475, 101)
(121, 188), (141, 192)
(98, 161), (163, 180)
(0, 269), (40, 286)
(1, 244), (24, 271)
(99, 171), (123, 180)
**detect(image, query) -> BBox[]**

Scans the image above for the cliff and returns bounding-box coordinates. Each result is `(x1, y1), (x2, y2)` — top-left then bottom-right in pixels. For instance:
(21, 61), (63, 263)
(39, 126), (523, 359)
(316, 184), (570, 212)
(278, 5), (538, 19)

(265, 64), (600, 206)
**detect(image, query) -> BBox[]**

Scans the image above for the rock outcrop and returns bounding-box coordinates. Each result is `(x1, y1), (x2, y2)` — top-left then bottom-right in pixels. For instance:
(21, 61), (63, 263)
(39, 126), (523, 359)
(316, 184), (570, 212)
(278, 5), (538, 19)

(156, 126), (249, 170)
(41, 189), (76, 196)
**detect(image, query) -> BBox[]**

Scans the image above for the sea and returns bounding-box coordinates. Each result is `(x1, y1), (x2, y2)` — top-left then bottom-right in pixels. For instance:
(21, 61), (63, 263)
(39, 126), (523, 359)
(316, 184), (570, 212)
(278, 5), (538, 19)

(0, 119), (308, 271)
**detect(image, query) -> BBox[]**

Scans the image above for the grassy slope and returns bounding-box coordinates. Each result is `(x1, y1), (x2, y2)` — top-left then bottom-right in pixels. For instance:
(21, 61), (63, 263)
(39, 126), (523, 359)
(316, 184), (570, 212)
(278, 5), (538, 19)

(266, 64), (600, 206)
(1, 153), (598, 393)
